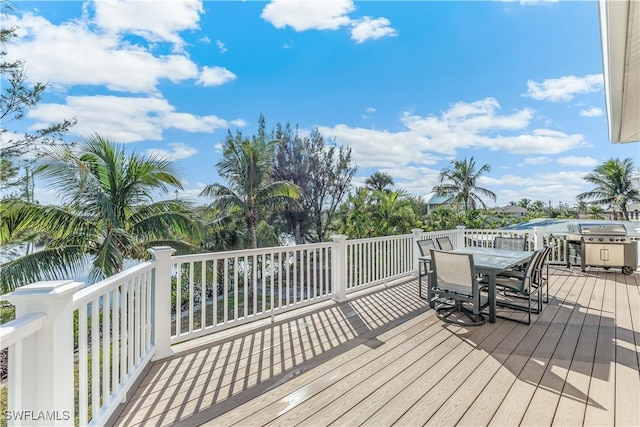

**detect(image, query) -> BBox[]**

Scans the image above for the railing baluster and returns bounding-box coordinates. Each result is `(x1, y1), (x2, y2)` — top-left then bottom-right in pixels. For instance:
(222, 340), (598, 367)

(91, 297), (100, 418)
(102, 291), (111, 404)
(127, 281), (134, 374)
(188, 261), (194, 333)
(135, 275), (141, 362)
(201, 261), (206, 329)
(243, 256), (248, 318)
(79, 306), (88, 426)
(120, 283), (126, 394)
(253, 255), (258, 314)
(175, 263), (182, 336)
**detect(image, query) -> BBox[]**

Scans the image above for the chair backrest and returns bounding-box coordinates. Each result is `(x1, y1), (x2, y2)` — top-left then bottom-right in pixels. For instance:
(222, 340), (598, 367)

(532, 245), (552, 283)
(430, 249), (475, 294)
(520, 247), (547, 293)
(436, 236), (454, 251)
(417, 239), (436, 256)
(494, 236), (527, 251)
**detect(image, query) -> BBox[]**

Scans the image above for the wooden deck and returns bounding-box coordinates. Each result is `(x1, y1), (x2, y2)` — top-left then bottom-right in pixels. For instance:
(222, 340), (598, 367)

(113, 266), (640, 426)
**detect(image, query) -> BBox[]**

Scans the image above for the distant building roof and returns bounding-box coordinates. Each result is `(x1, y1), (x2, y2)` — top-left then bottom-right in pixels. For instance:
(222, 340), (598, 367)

(423, 192), (451, 205)
(497, 205), (527, 214)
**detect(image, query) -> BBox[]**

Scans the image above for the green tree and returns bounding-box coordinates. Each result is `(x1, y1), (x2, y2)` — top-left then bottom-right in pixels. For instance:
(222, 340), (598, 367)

(577, 157), (640, 220)
(365, 171), (394, 193)
(1, 1), (75, 194)
(433, 156), (496, 211)
(588, 205), (605, 219)
(335, 188), (422, 238)
(201, 124), (301, 249)
(273, 122), (356, 243)
(517, 198), (531, 210)
(530, 200), (545, 212)
(0, 135), (200, 291)
(576, 201), (588, 217)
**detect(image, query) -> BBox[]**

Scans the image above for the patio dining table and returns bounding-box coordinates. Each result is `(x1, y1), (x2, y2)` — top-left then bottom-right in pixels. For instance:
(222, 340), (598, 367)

(418, 246), (534, 323)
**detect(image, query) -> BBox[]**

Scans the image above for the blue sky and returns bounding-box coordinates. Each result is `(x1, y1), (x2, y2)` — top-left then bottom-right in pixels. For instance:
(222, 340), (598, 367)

(4, 0), (640, 208)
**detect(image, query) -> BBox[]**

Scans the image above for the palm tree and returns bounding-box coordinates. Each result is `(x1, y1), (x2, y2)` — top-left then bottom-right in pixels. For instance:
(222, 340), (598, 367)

(0, 134), (200, 291)
(365, 171), (394, 193)
(588, 205), (605, 219)
(577, 157), (640, 220)
(335, 188), (421, 238)
(433, 157), (496, 211)
(200, 134), (300, 249)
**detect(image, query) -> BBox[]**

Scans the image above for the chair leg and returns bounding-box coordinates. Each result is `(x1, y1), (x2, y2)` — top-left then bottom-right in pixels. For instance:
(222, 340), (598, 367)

(436, 300), (485, 326)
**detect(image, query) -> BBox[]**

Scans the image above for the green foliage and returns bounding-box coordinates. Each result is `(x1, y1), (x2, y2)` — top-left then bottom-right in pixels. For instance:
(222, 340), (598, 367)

(0, 302), (14, 324)
(365, 171), (394, 193)
(0, 135), (201, 291)
(335, 188), (422, 238)
(422, 206), (500, 231)
(201, 116), (301, 249)
(273, 121), (356, 243)
(1, 1), (76, 194)
(577, 157), (640, 220)
(433, 156), (496, 211)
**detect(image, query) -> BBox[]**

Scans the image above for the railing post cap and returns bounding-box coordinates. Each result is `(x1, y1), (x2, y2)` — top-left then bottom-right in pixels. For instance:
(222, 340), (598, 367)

(3, 280), (84, 303)
(148, 246), (176, 256)
(411, 228), (423, 234)
(331, 234), (348, 242)
(456, 225), (466, 230)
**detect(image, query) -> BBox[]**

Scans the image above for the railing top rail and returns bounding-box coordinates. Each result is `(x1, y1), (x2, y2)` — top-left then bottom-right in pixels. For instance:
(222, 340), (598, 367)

(172, 242), (334, 262)
(0, 312), (46, 350)
(73, 261), (154, 308)
(463, 228), (532, 233)
(344, 234), (414, 244)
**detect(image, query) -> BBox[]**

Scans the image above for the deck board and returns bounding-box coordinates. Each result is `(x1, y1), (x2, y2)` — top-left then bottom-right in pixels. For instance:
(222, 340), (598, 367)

(113, 266), (640, 427)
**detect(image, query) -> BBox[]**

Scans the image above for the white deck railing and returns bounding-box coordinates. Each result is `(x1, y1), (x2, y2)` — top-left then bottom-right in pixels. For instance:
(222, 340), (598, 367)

(0, 226), (584, 426)
(72, 262), (155, 427)
(169, 242), (334, 344)
(0, 312), (47, 422)
(345, 234), (415, 291)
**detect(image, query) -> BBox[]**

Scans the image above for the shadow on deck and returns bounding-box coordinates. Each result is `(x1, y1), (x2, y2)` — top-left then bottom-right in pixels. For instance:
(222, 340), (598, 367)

(113, 266), (640, 427)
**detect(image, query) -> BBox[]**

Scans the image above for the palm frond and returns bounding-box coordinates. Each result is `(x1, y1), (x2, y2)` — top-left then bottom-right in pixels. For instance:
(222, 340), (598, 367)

(0, 246), (88, 293)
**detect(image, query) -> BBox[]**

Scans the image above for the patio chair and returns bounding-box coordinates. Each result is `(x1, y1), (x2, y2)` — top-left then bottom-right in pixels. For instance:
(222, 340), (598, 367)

(491, 247), (547, 325)
(429, 249), (489, 326)
(436, 236), (454, 251)
(494, 236), (527, 251)
(494, 236), (528, 272)
(416, 239), (436, 277)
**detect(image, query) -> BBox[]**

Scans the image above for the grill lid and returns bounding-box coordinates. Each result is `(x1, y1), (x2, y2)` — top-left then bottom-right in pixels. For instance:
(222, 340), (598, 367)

(567, 222), (628, 236)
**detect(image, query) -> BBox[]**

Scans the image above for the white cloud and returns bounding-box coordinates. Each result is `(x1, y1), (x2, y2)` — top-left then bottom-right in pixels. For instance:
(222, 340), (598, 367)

(475, 129), (588, 155)
(365, 107), (376, 113)
(261, 0), (354, 31)
(557, 155), (599, 167)
(146, 143), (198, 160)
(262, 0), (396, 43)
(27, 95), (243, 143)
(216, 39), (228, 53)
(518, 156), (550, 166)
(197, 66), (236, 86)
(93, 0), (203, 50)
(524, 74), (603, 102)
(351, 17), (397, 43)
(5, 13), (199, 94)
(579, 107), (603, 117)
(318, 97), (588, 170)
